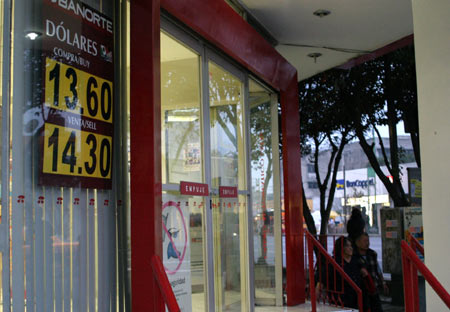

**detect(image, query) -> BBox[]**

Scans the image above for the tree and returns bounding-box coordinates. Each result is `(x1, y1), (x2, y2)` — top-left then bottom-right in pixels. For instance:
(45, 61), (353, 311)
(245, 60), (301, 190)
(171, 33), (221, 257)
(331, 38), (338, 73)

(250, 99), (274, 262)
(299, 72), (355, 235)
(338, 46), (419, 207)
(298, 45), (419, 235)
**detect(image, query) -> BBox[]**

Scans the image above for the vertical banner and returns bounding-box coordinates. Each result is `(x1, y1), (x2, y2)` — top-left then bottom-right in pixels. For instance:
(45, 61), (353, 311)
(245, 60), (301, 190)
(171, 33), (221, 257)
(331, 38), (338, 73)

(162, 196), (192, 312)
(39, 0), (114, 189)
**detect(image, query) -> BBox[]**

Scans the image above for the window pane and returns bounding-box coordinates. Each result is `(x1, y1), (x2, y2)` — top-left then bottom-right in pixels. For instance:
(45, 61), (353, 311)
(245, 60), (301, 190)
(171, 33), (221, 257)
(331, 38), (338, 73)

(161, 31), (206, 312)
(161, 32), (203, 185)
(3, 1), (121, 310)
(209, 61), (247, 311)
(249, 80), (277, 303)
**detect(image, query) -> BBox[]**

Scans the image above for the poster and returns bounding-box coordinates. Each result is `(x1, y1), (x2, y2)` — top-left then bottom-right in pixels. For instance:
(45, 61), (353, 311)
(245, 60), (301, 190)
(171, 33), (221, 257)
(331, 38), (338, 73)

(407, 168), (422, 206)
(162, 196), (192, 312)
(184, 143), (201, 172)
(39, 0), (114, 189)
(403, 206), (424, 260)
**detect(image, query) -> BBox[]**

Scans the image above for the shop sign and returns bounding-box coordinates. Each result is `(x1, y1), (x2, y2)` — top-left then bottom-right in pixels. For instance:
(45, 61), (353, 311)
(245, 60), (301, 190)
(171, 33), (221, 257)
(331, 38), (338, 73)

(39, 0), (114, 189)
(337, 178), (375, 189)
(180, 181), (209, 196)
(219, 186), (237, 198)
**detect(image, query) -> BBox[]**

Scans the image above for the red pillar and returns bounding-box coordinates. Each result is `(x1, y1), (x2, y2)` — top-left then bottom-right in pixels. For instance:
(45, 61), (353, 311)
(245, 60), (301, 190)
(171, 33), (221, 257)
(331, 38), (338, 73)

(130, 0), (164, 310)
(281, 75), (305, 305)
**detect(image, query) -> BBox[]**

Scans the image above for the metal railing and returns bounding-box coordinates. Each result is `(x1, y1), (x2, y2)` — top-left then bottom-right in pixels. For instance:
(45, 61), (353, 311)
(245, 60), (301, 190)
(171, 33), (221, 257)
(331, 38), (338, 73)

(408, 233), (424, 256)
(305, 231), (364, 312)
(151, 255), (181, 312)
(401, 241), (450, 311)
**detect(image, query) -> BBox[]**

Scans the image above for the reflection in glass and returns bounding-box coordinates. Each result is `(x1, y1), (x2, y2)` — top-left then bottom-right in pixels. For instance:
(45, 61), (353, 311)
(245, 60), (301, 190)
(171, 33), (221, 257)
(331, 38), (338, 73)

(209, 62), (247, 311)
(4, 1), (120, 311)
(161, 32), (202, 185)
(160, 31), (206, 312)
(249, 80), (277, 304)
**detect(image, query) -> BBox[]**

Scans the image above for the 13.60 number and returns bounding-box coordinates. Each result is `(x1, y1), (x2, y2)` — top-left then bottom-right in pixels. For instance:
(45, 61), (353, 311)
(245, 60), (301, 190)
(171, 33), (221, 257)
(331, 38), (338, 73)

(45, 58), (113, 123)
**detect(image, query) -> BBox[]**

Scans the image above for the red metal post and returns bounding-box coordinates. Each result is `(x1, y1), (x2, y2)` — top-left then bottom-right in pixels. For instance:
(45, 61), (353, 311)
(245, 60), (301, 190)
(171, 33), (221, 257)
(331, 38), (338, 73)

(281, 76), (305, 305)
(401, 241), (450, 310)
(307, 235), (316, 312)
(151, 255), (181, 312)
(402, 247), (418, 312)
(130, 0), (164, 310)
(409, 233), (424, 256)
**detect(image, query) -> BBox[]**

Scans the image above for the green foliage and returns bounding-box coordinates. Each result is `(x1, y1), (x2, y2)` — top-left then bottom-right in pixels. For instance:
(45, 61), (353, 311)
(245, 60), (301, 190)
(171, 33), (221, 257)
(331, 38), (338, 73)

(299, 45), (418, 210)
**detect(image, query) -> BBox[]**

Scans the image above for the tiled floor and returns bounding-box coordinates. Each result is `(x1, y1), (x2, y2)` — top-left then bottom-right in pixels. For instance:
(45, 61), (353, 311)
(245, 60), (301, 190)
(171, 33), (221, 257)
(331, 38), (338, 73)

(255, 302), (356, 312)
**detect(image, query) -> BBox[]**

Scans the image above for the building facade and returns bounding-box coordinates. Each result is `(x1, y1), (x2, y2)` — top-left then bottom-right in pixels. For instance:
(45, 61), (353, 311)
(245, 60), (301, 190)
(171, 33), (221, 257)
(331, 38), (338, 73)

(0, 0), (304, 311)
(302, 136), (418, 233)
(0, 0), (449, 311)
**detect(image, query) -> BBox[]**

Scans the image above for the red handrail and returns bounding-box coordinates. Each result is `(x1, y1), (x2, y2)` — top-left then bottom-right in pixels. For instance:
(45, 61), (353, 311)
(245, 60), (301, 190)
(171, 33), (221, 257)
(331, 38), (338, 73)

(151, 255), (181, 312)
(408, 233), (424, 256)
(306, 231), (364, 312)
(401, 241), (450, 312)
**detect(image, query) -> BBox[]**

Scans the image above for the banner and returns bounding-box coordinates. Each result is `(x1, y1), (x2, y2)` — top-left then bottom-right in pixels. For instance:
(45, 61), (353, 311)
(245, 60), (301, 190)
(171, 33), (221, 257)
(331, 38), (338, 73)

(39, 0), (114, 189)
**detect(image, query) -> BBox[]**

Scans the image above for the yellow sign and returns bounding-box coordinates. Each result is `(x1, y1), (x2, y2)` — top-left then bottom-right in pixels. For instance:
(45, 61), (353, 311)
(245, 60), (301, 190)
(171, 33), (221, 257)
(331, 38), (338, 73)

(43, 123), (112, 179)
(44, 58), (113, 123)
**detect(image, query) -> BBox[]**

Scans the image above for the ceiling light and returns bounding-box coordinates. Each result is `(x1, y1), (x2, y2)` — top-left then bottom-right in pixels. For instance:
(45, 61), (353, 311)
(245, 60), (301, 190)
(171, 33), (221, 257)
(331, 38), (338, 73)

(313, 9), (331, 18)
(167, 115), (198, 122)
(307, 52), (322, 63)
(25, 31), (42, 40)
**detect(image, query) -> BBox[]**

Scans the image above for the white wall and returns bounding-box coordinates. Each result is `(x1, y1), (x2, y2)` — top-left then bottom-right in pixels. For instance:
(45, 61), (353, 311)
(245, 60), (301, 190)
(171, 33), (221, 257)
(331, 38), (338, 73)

(411, 1), (450, 310)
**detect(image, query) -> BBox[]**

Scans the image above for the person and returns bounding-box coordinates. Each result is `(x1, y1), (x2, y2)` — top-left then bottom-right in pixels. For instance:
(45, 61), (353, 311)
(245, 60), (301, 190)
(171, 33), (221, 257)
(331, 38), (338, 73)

(354, 232), (388, 312)
(333, 236), (369, 311)
(347, 207), (366, 243)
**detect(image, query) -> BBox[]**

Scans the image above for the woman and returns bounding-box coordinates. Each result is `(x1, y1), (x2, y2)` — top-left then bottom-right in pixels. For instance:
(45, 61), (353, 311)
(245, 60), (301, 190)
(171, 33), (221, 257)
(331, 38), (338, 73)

(333, 236), (369, 311)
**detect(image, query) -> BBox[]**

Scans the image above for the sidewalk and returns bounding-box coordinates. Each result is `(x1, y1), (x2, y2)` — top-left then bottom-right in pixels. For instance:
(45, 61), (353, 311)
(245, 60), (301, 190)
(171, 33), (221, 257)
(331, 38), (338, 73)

(255, 302), (357, 311)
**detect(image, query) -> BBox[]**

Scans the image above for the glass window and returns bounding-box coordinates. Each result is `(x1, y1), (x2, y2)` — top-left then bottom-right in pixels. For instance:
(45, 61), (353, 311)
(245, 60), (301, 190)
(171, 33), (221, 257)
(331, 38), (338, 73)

(161, 32), (202, 185)
(209, 61), (247, 311)
(1, 0), (125, 310)
(249, 79), (279, 304)
(160, 31), (206, 312)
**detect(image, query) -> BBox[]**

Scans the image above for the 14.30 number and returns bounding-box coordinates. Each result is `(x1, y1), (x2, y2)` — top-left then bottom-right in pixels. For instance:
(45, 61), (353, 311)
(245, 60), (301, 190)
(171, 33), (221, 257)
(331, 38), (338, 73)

(44, 124), (112, 179)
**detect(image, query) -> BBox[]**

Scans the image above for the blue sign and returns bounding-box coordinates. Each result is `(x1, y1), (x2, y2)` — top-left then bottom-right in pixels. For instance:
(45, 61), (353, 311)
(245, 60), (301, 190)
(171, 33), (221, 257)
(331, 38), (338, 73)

(336, 179), (345, 190)
(346, 178), (375, 188)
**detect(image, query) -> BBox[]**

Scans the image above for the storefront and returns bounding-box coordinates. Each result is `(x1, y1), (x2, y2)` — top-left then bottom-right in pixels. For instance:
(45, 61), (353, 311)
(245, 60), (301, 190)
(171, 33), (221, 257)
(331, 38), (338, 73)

(0, 0), (304, 311)
(132, 1), (305, 310)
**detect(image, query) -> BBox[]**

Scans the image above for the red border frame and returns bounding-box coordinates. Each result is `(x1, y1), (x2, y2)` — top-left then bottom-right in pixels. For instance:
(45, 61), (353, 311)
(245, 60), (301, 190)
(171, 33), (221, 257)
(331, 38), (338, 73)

(131, 0), (305, 309)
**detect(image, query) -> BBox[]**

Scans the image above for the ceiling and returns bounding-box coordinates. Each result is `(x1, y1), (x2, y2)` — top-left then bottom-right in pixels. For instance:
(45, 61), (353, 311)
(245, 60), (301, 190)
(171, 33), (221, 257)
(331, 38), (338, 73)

(238, 0), (414, 81)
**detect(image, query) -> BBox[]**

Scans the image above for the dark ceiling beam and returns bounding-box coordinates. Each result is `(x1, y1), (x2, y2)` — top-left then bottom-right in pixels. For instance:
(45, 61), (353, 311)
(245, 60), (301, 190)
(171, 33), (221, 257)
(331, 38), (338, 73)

(337, 34), (414, 70)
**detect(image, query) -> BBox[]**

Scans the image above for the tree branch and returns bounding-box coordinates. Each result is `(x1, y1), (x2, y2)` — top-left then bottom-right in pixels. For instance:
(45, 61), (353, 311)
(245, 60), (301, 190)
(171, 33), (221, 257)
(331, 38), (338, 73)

(374, 126), (393, 176)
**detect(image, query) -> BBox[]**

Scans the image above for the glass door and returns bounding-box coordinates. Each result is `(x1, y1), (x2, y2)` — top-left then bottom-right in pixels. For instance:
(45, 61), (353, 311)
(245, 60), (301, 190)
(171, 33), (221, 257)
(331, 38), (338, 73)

(207, 59), (250, 312)
(160, 30), (208, 312)
(161, 20), (252, 312)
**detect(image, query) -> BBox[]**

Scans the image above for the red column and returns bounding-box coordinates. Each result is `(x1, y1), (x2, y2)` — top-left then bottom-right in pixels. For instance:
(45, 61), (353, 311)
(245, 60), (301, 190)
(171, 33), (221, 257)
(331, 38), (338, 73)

(130, 0), (164, 310)
(281, 75), (306, 305)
